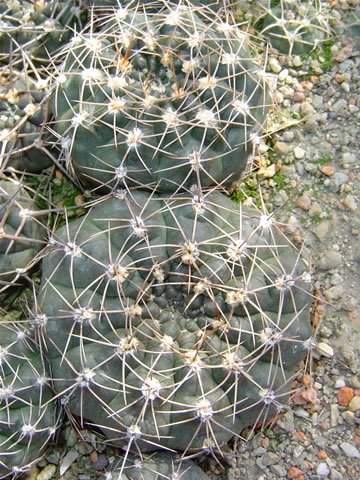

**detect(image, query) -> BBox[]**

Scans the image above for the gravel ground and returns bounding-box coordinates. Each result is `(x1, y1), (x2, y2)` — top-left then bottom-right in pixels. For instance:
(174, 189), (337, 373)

(22, 1), (360, 479)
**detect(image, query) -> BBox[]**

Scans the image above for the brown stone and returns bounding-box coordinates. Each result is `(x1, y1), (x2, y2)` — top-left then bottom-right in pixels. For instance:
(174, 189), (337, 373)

(293, 431), (308, 443)
(287, 466), (304, 478)
(320, 165), (335, 176)
(296, 195), (312, 211)
(294, 92), (306, 102)
(261, 436), (270, 448)
(318, 450), (327, 459)
(337, 386), (354, 406)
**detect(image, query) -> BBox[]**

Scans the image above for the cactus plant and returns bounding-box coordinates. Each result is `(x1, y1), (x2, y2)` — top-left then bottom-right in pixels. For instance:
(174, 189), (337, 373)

(0, 179), (47, 292)
(104, 451), (209, 479)
(0, 0), (86, 67)
(257, 0), (331, 56)
(34, 189), (314, 456)
(0, 315), (59, 478)
(50, 0), (271, 193)
(0, 68), (55, 174)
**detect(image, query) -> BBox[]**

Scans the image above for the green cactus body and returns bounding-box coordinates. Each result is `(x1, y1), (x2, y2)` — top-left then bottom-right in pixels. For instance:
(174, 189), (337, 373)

(259, 1), (330, 55)
(0, 0), (85, 65)
(51, 1), (270, 193)
(0, 71), (54, 173)
(0, 318), (58, 478)
(104, 451), (209, 479)
(36, 189), (314, 454)
(0, 179), (46, 291)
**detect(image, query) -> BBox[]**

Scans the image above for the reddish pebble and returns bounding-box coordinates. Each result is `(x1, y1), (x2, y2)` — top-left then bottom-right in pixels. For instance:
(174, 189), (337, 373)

(261, 436), (270, 448)
(318, 450), (327, 459)
(287, 466), (304, 478)
(293, 431), (308, 443)
(337, 386), (354, 406)
(301, 375), (311, 386)
(321, 165), (335, 176)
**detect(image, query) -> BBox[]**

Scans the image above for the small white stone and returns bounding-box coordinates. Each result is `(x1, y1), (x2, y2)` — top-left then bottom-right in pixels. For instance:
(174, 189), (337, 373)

(278, 69), (289, 82)
(348, 395), (360, 413)
(269, 57), (281, 74)
(334, 378), (346, 389)
(316, 342), (334, 358)
(292, 56), (302, 67)
(316, 462), (330, 477)
(293, 146), (305, 159)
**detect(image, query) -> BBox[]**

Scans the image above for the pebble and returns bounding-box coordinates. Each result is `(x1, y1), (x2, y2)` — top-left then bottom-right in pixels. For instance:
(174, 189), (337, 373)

(330, 469), (343, 480)
(36, 465), (56, 480)
(343, 194), (357, 212)
(269, 57), (282, 73)
(334, 378), (346, 389)
(340, 442), (360, 458)
(348, 395), (360, 412)
(292, 56), (302, 67)
(336, 387), (354, 407)
(324, 284), (344, 301)
(316, 463), (330, 477)
(316, 342), (334, 358)
(278, 69), (289, 82)
(279, 85), (294, 98)
(332, 98), (348, 112)
(296, 194), (311, 210)
(341, 81), (350, 93)
(287, 466), (304, 478)
(59, 450), (79, 477)
(330, 273), (342, 286)
(309, 201), (322, 216)
(293, 92), (305, 102)
(330, 404), (340, 427)
(312, 94), (324, 109)
(271, 464), (287, 477)
(304, 118), (318, 133)
(293, 146), (305, 159)
(300, 102), (315, 116)
(256, 452), (280, 469)
(342, 410), (356, 425)
(312, 222), (329, 241)
(320, 165), (335, 176)
(282, 131), (295, 142)
(274, 141), (291, 153)
(318, 250), (342, 270)
(276, 411), (295, 433)
(342, 152), (357, 163)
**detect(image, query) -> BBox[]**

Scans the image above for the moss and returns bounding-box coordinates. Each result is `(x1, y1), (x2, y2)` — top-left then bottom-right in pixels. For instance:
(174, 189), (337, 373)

(271, 172), (289, 190)
(230, 186), (262, 208)
(311, 214), (323, 224)
(316, 156), (332, 166)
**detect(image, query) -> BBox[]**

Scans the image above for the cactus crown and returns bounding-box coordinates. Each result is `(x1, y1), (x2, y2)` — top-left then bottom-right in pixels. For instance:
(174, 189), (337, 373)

(51, 0), (271, 193)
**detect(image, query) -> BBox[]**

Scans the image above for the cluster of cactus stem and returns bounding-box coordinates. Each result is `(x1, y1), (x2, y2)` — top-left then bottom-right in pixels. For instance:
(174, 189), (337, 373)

(255, 0), (331, 56)
(0, 0), (321, 478)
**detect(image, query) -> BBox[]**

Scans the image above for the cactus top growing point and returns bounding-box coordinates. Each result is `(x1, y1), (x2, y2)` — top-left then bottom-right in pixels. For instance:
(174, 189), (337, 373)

(51, 0), (271, 193)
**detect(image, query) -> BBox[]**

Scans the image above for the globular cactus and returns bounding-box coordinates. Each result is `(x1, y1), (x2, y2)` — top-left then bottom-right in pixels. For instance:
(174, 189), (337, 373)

(0, 0), (86, 67)
(104, 451), (209, 479)
(89, 0), (226, 14)
(0, 69), (54, 174)
(257, 0), (330, 56)
(50, 0), (271, 193)
(34, 189), (314, 456)
(0, 179), (46, 292)
(0, 316), (59, 478)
